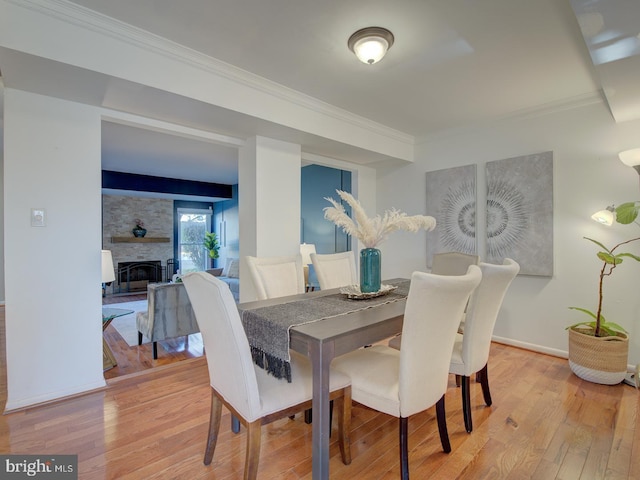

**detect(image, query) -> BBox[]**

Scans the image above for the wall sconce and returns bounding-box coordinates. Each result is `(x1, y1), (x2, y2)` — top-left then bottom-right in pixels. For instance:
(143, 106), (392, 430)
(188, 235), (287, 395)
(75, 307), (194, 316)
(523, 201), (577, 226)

(591, 205), (615, 226)
(619, 148), (640, 175)
(102, 249), (116, 296)
(348, 27), (394, 65)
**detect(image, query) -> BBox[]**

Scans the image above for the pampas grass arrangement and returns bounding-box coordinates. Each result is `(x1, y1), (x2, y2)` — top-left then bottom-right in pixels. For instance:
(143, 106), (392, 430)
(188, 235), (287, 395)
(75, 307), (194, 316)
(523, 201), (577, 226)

(324, 190), (436, 248)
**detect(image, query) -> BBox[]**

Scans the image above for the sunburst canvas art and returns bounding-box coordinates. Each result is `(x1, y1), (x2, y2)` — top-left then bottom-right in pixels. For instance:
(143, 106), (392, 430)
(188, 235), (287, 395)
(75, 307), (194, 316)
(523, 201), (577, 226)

(425, 164), (477, 268)
(486, 151), (553, 276)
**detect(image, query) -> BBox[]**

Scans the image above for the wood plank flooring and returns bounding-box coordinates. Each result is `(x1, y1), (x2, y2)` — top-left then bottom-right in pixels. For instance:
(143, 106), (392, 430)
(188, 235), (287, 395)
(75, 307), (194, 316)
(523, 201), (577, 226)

(102, 293), (204, 380)
(1, 304), (639, 479)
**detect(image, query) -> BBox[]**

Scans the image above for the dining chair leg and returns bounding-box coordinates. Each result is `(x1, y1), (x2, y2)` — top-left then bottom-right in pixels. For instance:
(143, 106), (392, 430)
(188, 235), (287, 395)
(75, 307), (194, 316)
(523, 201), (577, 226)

(399, 417), (410, 480)
(336, 387), (352, 465)
(152, 341), (158, 359)
(461, 375), (473, 433)
(231, 415), (241, 433)
(478, 363), (492, 406)
(245, 420), (262, 480)
(304, 402), (335, 434)
(204, 392), (223, 465)
(435, 394), (451, 453)
(455, 374), (461, 387)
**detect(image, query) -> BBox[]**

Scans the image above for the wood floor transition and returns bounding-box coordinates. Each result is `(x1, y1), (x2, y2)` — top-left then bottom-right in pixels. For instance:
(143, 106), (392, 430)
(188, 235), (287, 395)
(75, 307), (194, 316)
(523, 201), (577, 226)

(102, 292), (204, 380)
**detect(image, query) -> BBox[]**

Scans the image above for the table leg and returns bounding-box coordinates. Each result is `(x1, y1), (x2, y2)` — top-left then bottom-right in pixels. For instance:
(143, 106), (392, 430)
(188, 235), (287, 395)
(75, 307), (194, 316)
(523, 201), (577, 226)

(103, 337), (117, 371)
(310, 340), (334, 480)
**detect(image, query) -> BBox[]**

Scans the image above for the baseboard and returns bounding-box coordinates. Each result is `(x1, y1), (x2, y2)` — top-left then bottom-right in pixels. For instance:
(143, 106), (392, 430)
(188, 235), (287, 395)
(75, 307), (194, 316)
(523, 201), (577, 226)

(492, 335), (568, 359)
(492, 335), (638, 373)
(4, 379), (107, 414)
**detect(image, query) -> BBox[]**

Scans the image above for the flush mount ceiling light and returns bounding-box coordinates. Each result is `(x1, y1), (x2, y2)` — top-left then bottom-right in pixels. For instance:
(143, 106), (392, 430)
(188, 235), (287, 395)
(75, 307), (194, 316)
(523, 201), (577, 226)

(348, 27), (394, 65)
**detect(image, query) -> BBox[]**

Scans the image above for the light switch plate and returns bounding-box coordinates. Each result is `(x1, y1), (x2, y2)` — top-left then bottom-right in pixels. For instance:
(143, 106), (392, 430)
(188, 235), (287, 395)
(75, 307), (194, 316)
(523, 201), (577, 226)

(31, 208), (46, 227)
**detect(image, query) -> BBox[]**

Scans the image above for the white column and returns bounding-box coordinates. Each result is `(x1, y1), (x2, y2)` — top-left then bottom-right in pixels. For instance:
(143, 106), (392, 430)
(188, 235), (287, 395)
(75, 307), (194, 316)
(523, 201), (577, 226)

(3, 89), (105, 411)
(238, 136), (301, 301)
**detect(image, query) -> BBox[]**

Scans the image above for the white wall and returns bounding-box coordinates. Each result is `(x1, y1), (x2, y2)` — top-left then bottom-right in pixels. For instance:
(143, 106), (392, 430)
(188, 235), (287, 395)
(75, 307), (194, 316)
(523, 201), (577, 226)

(0, 106), (4, 304)
(3, 89), (105, 411)
(378, 100), (640, 366)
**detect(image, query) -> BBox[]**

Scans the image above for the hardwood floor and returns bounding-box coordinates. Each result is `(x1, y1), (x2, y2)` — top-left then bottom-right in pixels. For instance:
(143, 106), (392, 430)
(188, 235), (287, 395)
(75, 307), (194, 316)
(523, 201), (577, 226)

(102, 293), (204, 380)
(1, 304), (639, 479)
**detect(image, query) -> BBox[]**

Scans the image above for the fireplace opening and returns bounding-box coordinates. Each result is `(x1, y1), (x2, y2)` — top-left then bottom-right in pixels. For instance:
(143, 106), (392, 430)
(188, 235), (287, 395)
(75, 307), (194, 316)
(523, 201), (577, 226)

(117, 261), (163, 293)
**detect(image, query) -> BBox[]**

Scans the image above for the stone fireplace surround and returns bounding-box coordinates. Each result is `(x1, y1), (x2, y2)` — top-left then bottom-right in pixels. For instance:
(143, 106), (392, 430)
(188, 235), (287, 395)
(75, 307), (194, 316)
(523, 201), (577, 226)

(102, 195), (174, 295)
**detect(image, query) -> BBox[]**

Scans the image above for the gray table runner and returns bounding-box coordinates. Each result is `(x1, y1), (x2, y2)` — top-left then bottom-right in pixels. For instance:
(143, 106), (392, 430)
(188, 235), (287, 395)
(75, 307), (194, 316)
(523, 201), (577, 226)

(239, 279), (411, 381)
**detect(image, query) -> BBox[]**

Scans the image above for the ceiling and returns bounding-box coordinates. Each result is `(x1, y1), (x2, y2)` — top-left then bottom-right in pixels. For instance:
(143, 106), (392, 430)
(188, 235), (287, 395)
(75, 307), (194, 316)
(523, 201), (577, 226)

(4, 0), (640, 190)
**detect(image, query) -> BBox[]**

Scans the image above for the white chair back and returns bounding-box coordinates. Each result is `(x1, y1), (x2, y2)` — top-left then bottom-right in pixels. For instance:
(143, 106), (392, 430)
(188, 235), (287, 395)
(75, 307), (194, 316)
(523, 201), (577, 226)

(245, 255), (306, 300)
(310, 252), (358, 290)
(431, 251), (479, 275)
(181, 272), (263, 421)
(460, 258), (519, 375)
(399, 265), (482, 417)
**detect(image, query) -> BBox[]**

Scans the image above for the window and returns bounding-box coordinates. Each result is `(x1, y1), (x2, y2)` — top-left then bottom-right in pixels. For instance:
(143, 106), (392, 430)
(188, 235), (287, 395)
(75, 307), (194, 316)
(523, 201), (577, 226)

(177, 207), (212, 273)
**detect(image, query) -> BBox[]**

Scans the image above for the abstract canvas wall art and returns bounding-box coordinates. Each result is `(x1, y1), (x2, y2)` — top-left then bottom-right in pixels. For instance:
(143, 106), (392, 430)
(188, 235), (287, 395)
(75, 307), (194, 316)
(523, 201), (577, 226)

(426, 164), (477, 267)
(485, 151), (553, 276)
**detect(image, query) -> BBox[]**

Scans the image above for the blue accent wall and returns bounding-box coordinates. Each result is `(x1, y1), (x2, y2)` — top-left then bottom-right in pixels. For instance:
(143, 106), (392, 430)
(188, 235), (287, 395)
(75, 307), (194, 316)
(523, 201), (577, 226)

(301, 165), (351, 254)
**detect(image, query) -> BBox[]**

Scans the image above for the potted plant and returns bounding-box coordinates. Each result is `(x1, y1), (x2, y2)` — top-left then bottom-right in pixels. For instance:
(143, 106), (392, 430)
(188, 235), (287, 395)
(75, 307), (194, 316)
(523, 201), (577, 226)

(203, 232), (220, 268)
(567, 201), (640, 384)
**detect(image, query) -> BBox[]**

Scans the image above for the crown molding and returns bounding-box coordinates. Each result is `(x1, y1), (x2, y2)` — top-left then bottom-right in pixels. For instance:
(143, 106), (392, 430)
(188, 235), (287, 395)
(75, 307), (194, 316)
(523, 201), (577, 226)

(100, 109), (246, 149)
(415, 90), (605, 144)
(10, 0), (414, 146)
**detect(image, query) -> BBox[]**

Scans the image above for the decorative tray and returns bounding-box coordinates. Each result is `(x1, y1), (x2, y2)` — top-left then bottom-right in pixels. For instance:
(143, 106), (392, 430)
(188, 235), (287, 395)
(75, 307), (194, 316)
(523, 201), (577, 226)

(339, 284), (398, 300)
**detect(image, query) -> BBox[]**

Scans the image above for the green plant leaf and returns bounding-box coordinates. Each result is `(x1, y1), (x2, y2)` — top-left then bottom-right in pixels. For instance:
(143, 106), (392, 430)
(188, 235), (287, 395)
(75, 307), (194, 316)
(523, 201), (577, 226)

(568, 306), (597, 320)
(584, 237), (611, 253)
(615, 202), (639, 225)
(617, 252), (640, 262)
(602, 321), (628, 333)
(566, 321), (597, 330)
(597, 251), (621, 264)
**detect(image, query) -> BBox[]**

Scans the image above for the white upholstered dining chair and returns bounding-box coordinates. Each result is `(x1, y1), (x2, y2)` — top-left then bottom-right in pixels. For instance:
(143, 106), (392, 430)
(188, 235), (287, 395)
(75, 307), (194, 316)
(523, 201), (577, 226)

(246, 253), (320, 425)
(431, 251), (480, 275)
(245, 254), (306, 300)
(181, 272), (352, 479)
(332, 266), (482, 480)
(388, 251), (479, 350)
(310, 251), (358, 290)
(449, 258), (519, 433)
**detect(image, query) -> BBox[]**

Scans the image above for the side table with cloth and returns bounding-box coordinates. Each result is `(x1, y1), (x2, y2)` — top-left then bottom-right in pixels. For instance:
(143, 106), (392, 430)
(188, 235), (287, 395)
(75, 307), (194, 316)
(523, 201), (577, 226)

(238, 278), (411, 480)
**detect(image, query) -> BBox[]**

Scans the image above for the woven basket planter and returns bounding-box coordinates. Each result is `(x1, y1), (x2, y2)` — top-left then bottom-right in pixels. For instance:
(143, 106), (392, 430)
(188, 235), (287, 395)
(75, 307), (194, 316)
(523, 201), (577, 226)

(568, 327), (629, 385)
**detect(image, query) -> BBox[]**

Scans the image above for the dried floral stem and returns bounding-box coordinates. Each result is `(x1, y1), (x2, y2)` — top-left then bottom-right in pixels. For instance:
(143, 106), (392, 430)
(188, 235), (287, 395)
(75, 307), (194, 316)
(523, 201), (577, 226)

(324, 190), (436, 248)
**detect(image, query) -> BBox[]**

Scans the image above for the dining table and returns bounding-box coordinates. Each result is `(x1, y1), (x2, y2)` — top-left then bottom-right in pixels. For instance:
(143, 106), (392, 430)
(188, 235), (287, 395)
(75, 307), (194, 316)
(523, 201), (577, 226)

(237, 278), (410, 480)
